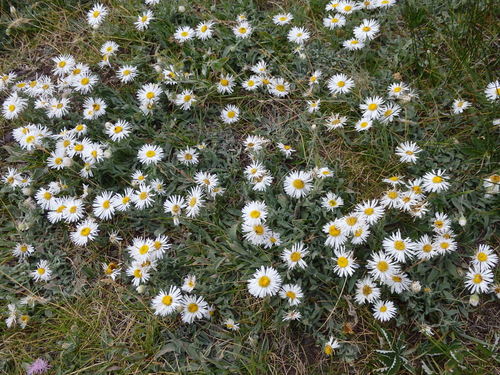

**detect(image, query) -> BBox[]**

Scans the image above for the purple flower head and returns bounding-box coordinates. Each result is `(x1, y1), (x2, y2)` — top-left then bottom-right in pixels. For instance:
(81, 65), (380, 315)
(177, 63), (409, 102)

(27, 358), (52, 375)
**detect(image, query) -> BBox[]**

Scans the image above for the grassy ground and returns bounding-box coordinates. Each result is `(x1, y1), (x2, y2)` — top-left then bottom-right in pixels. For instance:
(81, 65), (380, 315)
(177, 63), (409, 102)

(1, 0), (499, 374)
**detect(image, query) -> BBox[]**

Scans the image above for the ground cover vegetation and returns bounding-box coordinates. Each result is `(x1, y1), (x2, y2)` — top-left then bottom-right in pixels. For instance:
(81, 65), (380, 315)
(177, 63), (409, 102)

(0, 0), (499, 373)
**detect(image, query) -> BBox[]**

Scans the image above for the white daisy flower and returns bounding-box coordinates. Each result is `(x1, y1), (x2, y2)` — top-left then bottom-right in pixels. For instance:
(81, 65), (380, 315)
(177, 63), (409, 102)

(465, 265), (494, 294)
(354, 276), (381, 304)
(287, 26), (310, 44)
(281, 242), (309, 270)
(70, 218), (99, 246)
(180, 295), (208, 323)
(273, 13), (293, 25)
(283, 171), (312, 198)
(332, 248), (358, 277)
(151, 286), (183, 317)
(31, 260), (52, 282)
(323, 13), (346, 29)
(233, 21), (252, 39)
(135, 10), (154, 31)
(279, 284), (304, 306)
(137, 144), (164, 165)
(247, 266), (282, 298)
(372, 300), (397, 321)
(221, 104), (240, 124)
(327, 73), (354, 95)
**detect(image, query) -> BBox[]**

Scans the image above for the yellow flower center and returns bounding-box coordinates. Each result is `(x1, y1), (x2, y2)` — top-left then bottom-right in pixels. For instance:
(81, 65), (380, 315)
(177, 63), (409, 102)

(362, 26), (371, 32)
(290, 252), (301, 262)
(362, 285), (372, 296)
(354, 228), (363, 237)
(368, 103), (378, 111)
(250, 210), (260, 219)
(380, 306), (387, 312)
(254, 225), (264, 235)
(37, 268), (45, 275)
(141, 15), (148, 22)
(20, 245), (28, 252)
(227, 111), (236, 118)
(344, 5), (352, 11)
(350, 40), (358, 45)
(490, 175), (500, 183)
(477, 252), (487, 262)
(384, 109), (392, 117)
(325, 345), (333, 355)
(26, 135), (35, 143)
(329, 225), (341, 237)
(189, 197), (197, 207)
(377, 261), (389, 272)
(69, 206), (77, 214)
(432, 176), (443, 184)
(276, 84), (286, 92)
(440, 242), (449, 250)
(8, 104), (16, 112)
(91, 150), (98, 158)
(134, 269), (142, 278)
(139, 192), (148, 200)
(139, 245), (149, 255)
(81, 77), (89, 85)
(423, 244), (432, 253)
(392, 276), (402, 282)
(346, 217), (357, 226)
(331, 18), (339, 23)
(146, 150), (156, 158)
(388, 191), (398, 199)
(262, 78), (270, 85)
(93, 103), (100, 111)
(394, 241), (405, 251)
(292, 179), (305, 189)
(201, 25), (208, 32)
(286, 291), (296, 299)
(172, 204), (180, 213)
(337, 81), (345, 87)
(93, 10), (100, 18)
(162, 295), (173, 306)
(146, 92), (155, 99)
(101, 200), (110, 209)
(74, 144), (83, 152)
(360, 122), (369, 128)
(364, 207), (374, 216)
(43, 192), (52, 200)
(114, 126), (123, 133)
(238, 27), (247, 34)
(221, 79), (229, 86)
(184, 153), (192, 160)
(473, 274), (482, 284)
(337, 256), (348, 268)
(328, 199), (337, 207)
(184, 95), (191, 102)
(80, 227), (91, 236)
(258, 276), (270, 287)
(187, 303), (198, 313)
(122, 197), (130, 204)
(280, 16), (287, 21)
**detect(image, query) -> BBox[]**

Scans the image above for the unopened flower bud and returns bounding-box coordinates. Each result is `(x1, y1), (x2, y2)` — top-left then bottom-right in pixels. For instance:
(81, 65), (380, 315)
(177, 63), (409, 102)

(458, 216), (467, 227)
(136, 285), (146, 294)
(311, 124), (317, 130)
(410, 281), (421, 293)
(469, 294), (480, 306)
(154, 64), (162, 73)
(178, 5), (186, 13)
(103, 149), (112, 159)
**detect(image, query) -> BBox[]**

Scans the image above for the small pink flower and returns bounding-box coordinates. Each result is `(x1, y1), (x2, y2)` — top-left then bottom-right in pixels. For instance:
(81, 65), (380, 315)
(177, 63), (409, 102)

(27, 358), (52, 375)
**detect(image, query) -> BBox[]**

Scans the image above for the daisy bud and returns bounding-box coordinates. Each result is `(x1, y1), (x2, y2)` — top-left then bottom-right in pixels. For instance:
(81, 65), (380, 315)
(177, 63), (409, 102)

(469, 294), (480, 306)
(154, 64), (162, 73)
(92, 24), (99, 30)
(311, 124), (317, 130)
(23, 197), (36, 208)
(103, 149), (112, 159)
(22, 187), (33, 196)
(230, 46), (236, 52)
(458, 216), (467, 227)
(10, 6), (16, 15)
(456, 267), (464, 276)
(136, 285), (147, 294)
(178, 5), (186, 12)
(299, 53), (307, 60)
(410, 281), (421, 293)
(105, 122), (113, 129)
